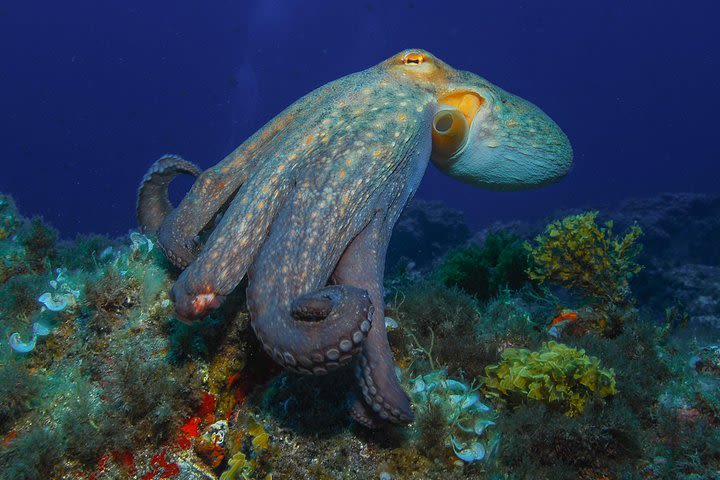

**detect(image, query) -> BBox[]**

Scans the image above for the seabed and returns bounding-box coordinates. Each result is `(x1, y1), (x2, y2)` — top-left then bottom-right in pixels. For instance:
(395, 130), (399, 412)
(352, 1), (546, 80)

(0, 192), (719, 480)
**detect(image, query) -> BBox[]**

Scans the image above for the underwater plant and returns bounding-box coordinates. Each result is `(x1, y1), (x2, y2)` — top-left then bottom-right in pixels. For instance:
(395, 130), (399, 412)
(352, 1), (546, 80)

(166, 313), (233, 363)
(652, 401), (720, 478)
(18, 217), (58, 273)
(491, 399), (643, 480)
(0, 424), (64, 480)
(525, 211), (643, 334)
(408, 369), (498, 465)
(55, 233), (119, 270)
(100, 337), (202, 447)
(0, 352), (39, 431)
(578, 319), (669, 421)
(386, 279), (487, 378)
(435, 231), (529, 301)
(525, 211), (643, 303)
(0, 197), (27, 284)
(84, 266), (139, 334)
(0, 273), (46, 319)
(473, 287), (548, 353)
(0, 195), (19, 241)
(218, 415), (273, 480)
(0, 240), (26, 284)
(482, 341), (617, 416)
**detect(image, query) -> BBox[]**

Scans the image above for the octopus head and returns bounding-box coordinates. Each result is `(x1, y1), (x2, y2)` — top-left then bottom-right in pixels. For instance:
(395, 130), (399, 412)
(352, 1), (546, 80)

(387, 49), (573, 191)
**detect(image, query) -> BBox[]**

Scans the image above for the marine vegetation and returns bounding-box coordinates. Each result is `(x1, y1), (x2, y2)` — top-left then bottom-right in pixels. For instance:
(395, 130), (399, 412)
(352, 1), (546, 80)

(482, 341), (617, 416)
(435, 231), (529, 300)
(1, 191), (719, 479)
(218, 416), (273, 480)
(386, 279), (484, 377)
(408, 369), (498, 465)
(0, 351), (39, 431)
(0, 194), (57, 283)
(525, 210), (643, 335)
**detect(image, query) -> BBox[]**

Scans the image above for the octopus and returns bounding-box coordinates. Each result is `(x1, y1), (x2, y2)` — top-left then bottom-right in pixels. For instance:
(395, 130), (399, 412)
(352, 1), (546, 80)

(136, 49), (572, 428)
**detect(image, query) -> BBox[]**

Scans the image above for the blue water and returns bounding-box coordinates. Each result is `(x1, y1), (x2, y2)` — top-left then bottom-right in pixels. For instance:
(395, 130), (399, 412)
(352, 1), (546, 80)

(1, 0), (718, 236)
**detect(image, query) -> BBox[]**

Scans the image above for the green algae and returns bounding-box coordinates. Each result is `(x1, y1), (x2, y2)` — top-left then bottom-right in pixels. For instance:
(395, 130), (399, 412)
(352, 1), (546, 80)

(435, 231), (530, 300)
(482, 341), (617, 416)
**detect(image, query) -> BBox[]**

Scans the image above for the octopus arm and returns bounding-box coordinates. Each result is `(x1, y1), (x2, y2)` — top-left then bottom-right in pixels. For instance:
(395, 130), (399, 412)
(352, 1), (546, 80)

(246, 116), (431, 424)
(342, 146), (430, 426)
(137, 95), (311, 270)
(155, 149), (255, 269)
(338, 210), (414, 426)
(170, 166), (293, 321)
(136, 154), (202, 237)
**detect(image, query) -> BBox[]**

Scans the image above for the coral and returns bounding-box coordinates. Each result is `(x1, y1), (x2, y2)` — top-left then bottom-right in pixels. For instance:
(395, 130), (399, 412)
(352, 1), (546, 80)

(482, 341), (617, 416)
(0, 191), (715, 479)
(525, 211), (642, 303)
(435, 231), (529, 301)
(194, 419), (229, 468)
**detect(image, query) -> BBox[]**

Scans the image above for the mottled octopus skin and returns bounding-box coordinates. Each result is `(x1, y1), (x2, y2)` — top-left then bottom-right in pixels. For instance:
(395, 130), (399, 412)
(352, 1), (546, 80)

(137, 50), (572, 427)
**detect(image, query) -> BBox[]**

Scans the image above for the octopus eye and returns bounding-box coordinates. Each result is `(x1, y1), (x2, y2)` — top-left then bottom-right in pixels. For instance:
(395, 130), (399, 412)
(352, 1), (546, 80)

(402, 52), (425, 65)
(431, 107), (469, 166)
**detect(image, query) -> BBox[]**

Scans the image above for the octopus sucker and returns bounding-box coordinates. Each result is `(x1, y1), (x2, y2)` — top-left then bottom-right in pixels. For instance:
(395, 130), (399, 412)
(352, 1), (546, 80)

(137, 49), (572, 427)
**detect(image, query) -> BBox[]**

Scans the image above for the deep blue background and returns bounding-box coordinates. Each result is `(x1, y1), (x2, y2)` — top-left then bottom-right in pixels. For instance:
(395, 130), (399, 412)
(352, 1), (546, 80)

(1, 1), (718, 237)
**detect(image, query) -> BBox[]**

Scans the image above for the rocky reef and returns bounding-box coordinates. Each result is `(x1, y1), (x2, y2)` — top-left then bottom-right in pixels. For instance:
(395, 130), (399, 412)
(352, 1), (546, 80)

(386, 199), (471, 274)
(1, 191), (719, 479)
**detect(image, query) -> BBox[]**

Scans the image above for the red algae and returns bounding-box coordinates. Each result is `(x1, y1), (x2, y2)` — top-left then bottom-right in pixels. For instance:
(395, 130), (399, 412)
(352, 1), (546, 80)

(180, 417), (202, 438)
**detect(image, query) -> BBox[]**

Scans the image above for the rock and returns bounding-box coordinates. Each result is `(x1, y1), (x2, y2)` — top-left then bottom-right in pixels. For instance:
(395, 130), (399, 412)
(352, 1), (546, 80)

(175, 458), (216, 480)
(471, 192), (720, 332)
(643, 263), (720, 331)
(388, 199), (471, 273)
(388, 192), (720, 333)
